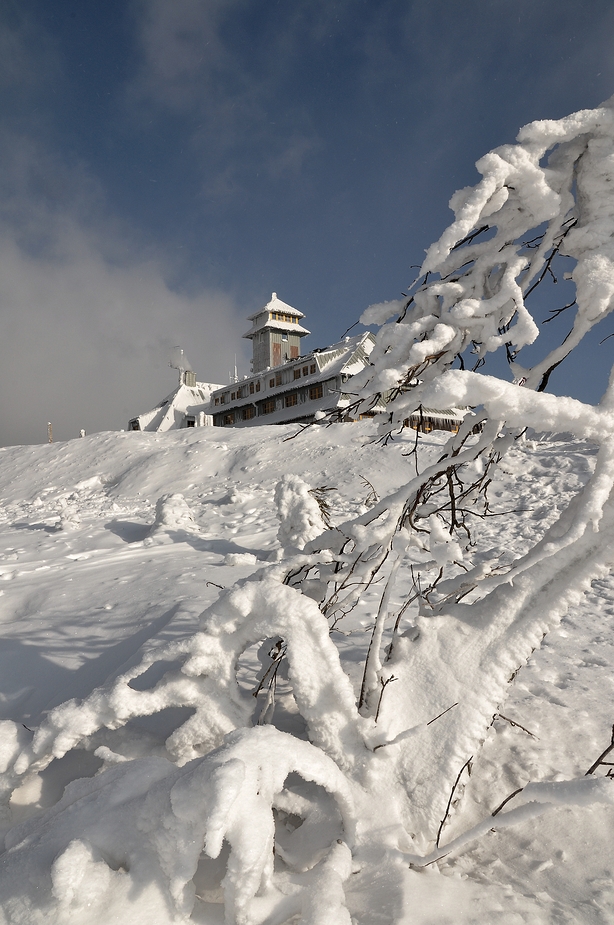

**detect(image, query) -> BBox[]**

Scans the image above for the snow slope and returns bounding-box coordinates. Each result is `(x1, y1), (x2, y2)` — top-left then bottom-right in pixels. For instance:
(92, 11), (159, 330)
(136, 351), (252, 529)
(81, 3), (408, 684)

(0, 423), (613, 923)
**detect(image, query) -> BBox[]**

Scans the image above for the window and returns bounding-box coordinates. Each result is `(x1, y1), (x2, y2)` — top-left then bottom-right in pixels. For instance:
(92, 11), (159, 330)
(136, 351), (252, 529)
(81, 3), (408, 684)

(294, 369), (301, 380)
(220, 394), (226, 404)
(185, 416), (195, 428)
(242, 406), (255, 420)
(256, 381), (261, 392)
(285, 393), (297, 407)
(223, 412), (234, 425)
(249, 382), (255, 394)
(269, 378), (275, 387)
(214, 397), (219, 406)
(303, 366), (309, 376)
(275, 374), (282, 386)
(282, 333), (288, 341)
(231, 392), (236, 401)
(310, 364), (316, 374)
(261, 400), (275, 415)
(309, 384), (323, 400)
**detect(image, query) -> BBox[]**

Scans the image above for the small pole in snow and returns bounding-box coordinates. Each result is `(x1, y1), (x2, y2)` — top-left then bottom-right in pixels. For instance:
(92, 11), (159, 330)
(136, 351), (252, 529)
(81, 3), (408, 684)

(47, 422), (53, 444)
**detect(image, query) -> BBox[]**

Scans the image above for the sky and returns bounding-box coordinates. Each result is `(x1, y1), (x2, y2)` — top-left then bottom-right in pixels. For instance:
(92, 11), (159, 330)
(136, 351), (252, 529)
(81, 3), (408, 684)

(2, 0), (614, 446)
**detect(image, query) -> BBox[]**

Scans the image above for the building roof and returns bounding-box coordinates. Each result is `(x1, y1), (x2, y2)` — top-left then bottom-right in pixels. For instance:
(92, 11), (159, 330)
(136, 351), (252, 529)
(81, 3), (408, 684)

(243, 318), (311, 339)
(243, 292), (311, 339)
(130, 380), (222, 432)
(246, 292), (305, 322)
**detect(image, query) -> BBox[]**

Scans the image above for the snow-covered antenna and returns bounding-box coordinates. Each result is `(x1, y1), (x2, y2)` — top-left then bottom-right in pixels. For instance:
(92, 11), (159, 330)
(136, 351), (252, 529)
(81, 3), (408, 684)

(169, 346), (193, 385)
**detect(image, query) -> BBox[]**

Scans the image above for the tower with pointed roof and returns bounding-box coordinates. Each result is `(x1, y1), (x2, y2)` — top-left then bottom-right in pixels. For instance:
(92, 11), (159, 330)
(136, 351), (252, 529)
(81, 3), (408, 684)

(243, 293), (311, 373)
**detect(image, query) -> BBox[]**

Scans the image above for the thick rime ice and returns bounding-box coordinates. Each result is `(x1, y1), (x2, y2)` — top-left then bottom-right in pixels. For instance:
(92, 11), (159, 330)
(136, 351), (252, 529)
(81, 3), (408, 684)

(1, 729), (354, 924)
(275, 475), (328, 552)
(3, 99), (614, 923)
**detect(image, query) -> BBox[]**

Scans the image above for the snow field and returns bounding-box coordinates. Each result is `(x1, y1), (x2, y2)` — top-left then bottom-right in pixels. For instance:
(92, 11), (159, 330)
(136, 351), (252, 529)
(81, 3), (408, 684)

(0, 423), (612, 922)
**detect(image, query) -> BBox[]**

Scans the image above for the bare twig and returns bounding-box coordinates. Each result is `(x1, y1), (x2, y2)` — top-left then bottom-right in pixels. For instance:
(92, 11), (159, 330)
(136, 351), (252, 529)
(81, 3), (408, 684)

(436, 756), (473, 848)
(491, 787), (524, 817)
(340, 320), (360, 338)
(427, 702), (459, 726)
(309, 486), (337, 529)
(495, 713), (539, 739)
(360, 476), (380, 507)
(586, 724), (614, 776)
(450, 224), (490, 252)
(523, 220), (577, 300)
(373, 702), (459, 751)
(283, 421), (316, 442)
(374, 675), (397, 723)
(543, 300), (576, 323)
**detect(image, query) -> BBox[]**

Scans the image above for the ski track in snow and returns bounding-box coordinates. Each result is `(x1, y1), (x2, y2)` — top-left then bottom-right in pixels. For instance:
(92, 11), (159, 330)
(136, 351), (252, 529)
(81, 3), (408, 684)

(0, 423), (612, 923)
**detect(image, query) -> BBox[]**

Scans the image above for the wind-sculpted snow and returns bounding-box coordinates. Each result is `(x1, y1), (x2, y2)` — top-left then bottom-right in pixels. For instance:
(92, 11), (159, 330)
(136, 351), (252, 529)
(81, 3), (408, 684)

(0, 576), (366, 787)
(1, 727), (355, 924)
(3, 98), (614, 924)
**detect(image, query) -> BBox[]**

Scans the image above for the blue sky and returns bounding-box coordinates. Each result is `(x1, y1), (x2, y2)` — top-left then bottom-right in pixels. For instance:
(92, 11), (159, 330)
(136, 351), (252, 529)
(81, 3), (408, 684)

(2, 0), (614, 445)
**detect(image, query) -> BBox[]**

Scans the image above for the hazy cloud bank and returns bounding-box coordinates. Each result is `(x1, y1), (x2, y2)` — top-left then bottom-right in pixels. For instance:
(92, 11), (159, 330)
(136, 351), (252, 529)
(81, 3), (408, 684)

(0, 6), (246, 447)
(0, 128), (243, 447)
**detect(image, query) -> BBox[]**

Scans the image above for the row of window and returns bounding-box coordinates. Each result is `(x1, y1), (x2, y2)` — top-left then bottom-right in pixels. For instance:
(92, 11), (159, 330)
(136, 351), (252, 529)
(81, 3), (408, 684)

(217, 383), (325, 425)
(271, 312), (299, 323)
(213, 363), (318, 406)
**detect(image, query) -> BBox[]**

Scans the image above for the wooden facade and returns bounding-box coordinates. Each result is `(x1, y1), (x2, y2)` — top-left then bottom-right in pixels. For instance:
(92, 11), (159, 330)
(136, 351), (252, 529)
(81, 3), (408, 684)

(243, 294), (310, 374)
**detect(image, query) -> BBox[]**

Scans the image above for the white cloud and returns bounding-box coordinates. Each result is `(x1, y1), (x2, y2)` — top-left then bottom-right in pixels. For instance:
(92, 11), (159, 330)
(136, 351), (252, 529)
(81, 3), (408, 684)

(0, 130), (245, 446)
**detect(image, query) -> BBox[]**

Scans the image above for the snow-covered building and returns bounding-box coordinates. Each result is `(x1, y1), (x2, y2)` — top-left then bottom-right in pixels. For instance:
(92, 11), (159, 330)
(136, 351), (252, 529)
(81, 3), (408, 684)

(128, 373), (222, 432)
(127, 292), (470, 433)
(403, 406), (469, 435)
(210, 330), (376, 427)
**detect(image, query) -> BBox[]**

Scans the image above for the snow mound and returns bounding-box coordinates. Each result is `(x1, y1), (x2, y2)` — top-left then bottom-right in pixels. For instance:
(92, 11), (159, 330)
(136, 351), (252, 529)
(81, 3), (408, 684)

(147, 493), (198, 541)
(224, 552), (258, 566)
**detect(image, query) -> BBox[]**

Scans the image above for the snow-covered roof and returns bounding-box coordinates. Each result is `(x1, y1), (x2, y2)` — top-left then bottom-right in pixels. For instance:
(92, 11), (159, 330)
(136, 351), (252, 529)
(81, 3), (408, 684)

(243, 318), (311, 338)
(246, 293), (305, 322)
(313, 333), (375, 378)
(130, 380), (223, 432)
(243, 292), (311, 339)
(406, 406), (470, 421)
